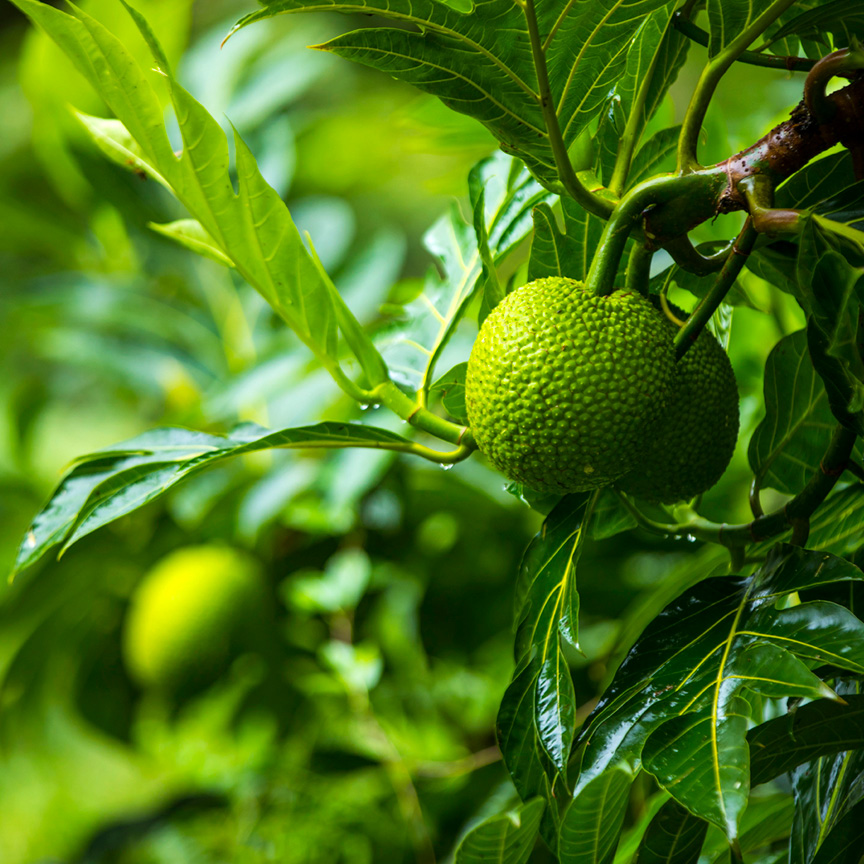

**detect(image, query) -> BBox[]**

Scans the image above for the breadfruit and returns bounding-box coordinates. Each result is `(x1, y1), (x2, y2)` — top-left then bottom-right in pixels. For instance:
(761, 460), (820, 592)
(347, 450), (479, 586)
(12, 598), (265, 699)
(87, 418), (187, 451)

(465, 277), (676, 494)
(123, 545), (266, 690)
(618, 320), (739, 503)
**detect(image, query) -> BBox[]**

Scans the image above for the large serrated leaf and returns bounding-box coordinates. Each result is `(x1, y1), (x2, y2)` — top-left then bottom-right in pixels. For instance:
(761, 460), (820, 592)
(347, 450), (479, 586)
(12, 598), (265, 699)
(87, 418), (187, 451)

(232, 0), (675, 185)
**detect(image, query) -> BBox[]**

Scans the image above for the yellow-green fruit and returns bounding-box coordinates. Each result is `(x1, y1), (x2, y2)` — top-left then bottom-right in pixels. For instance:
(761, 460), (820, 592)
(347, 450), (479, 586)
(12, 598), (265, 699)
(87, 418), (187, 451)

(618, 322), (739, 503)
(123, 545), (266, 690)
(465, 277), (676, 494)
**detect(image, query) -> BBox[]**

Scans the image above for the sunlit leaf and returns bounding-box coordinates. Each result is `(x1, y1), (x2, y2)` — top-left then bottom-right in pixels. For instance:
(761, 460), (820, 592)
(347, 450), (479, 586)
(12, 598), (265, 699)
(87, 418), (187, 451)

(705, 0), (778, 55)
(13, 422), (425, 576)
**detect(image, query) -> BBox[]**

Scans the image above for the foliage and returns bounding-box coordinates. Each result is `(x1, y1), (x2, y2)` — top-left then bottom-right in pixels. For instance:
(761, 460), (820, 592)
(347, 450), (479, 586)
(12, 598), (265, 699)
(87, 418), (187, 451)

(3, 0), (864, 861)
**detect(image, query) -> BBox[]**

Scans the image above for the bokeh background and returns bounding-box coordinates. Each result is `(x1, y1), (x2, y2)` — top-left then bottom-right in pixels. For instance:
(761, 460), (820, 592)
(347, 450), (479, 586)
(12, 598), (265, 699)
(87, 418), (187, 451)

(0, 2), (811, 861)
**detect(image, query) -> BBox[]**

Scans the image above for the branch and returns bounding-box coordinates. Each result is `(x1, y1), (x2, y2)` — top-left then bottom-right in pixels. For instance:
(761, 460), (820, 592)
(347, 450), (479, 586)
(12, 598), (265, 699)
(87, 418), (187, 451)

(677, 0), (800, 172)
(673, 219), (757, 359)
(643, 74), (864, 245)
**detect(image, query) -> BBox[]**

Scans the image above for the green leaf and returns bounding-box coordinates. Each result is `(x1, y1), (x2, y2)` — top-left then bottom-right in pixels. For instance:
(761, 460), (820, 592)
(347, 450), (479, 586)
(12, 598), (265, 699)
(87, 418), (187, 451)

(431, 362), (469, 424)
(498, 494), (590, 797)
(628, 126), (681, 189)
(766, 0), (864, 51)
(705, 0), (777, 56)
(454, 797), (545, 864)
(14, 0), (390, 388)
(790, 684), (864, 864)
(13, 422), (417, 576)
(148, 219), (234, 267)
(558, 766), (633, 864)
(232, 0), (673, 185)
(699, 794), (793, 864)
(748, 330), (838, 495)
(574, 545), (863, 840)
(528, 198), (604, 284)
(379, 152), (546, 392)
(749, 695), (864, 785)
(635, 798), (708, 864)
(809, 799), (864, 864)
(776, 152), (858, 212)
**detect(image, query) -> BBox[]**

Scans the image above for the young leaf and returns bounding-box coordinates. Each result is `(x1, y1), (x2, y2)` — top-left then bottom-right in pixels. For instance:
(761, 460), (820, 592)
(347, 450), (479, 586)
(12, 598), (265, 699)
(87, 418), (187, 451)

(574, 544), (864, 840)
(635, 798), (708, 864)
(148, 219), (234, 267)
(431, 363), (469, 424)
(557, 766), (633, 864)
(498, 495), (590, 797)
(454, 797), (545, 864)
(14, 0), (390, 391)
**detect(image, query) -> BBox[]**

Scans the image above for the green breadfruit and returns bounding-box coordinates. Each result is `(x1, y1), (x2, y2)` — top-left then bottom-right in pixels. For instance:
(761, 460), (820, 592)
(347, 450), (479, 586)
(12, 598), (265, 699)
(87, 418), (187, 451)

(123, 545), (266, 690)
(618, 317), (739, 503)
(465, 277), (676, 494)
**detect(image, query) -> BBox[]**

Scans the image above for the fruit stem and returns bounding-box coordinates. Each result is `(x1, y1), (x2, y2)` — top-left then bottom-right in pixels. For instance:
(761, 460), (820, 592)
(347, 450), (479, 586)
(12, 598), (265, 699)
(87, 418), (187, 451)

(586, 174), (706, 297)
(673, 219), (757, 360)
(370, 380), (476, 450)
(625, 243), (653, 296)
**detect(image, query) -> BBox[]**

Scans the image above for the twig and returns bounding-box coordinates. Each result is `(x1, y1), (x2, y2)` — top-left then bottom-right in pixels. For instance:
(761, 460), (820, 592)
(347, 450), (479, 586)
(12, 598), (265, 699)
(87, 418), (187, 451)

(673, 220), (757, 360)
(672, 12), (816, 73)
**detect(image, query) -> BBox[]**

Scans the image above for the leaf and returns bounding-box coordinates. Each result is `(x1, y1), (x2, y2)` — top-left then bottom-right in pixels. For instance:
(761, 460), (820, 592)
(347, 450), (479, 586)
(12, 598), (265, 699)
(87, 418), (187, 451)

(557, 766), (633, 864)
(635, 798), (707, 864)
(13, 422), (419, 576)
(749, 483), (864, 559)
(776, 152), (858, 212)
(431, 362), (469, 424)
(232, 0), (673, 185)
(498, 494), (591, 798)
(809, 799), (864, 864)
(699, 793), (793, 864)
(378, 152), (547, 392)
(748, 330), (838, 495)
(766, 0), (864, 51)
(748, 696), (864, 786)
(148, 219), (234, 267)
(14, 0), (390, 388)
(705, 0), (778, 55)
(574, 544), (864, 840)
(454, 797), (545, 864)
(628, 126), (681, 190)
(528, 197), (604, 284)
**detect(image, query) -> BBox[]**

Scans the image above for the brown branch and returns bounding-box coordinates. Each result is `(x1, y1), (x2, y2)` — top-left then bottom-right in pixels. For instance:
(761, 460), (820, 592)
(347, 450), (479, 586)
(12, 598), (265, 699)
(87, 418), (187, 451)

(645, 75), (864, 246)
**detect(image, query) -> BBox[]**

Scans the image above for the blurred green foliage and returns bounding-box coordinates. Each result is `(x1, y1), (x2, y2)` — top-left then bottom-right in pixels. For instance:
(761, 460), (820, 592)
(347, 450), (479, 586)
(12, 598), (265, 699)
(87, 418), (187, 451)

(0, 1), (846, 861)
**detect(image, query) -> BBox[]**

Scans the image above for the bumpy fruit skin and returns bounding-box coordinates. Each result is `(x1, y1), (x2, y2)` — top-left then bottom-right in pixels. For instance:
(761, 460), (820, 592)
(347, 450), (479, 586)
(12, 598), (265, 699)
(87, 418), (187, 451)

(123, 545), (266, 690)
(618, 321), (739, 503)
(465, 277), (676, 494)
